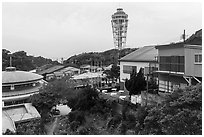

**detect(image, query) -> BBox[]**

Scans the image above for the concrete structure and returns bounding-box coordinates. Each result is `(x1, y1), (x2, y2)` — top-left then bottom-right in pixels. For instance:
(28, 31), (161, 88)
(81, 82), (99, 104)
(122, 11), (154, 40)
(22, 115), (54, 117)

(111, 8), (128, 50)
(2, 103), (41, 133)
(155, 29), (202, 92)
(119, 46), (158, 89)
(2, 67), (46, 106)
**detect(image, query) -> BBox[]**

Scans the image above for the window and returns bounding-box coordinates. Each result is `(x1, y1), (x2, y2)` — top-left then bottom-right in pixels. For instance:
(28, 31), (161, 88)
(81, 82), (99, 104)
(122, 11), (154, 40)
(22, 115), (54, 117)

(195, 54), (202, 64)
(159, 56), (185, 72)
(123, 65), (137, 74)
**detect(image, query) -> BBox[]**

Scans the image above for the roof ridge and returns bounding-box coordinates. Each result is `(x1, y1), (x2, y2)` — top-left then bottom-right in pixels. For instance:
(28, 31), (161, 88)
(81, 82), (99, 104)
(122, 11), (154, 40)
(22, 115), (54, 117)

(120, 46), (155, 60)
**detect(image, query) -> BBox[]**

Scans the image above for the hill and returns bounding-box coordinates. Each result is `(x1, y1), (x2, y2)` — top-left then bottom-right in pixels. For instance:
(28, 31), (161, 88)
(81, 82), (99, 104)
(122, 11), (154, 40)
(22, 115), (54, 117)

(64, 48), (138, 66)
(2, 49), (60, 71)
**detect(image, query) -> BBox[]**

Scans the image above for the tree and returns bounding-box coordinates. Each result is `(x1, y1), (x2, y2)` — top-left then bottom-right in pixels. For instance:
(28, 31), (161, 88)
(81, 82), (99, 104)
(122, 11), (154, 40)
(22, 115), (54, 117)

(2, 49), (60, 71)
(125, 68), (146, 96)
(69, 87), (99, 111)
(103, 64), (120, 82)
(140, 83), (202, 135)
(29, 78), (78, 128)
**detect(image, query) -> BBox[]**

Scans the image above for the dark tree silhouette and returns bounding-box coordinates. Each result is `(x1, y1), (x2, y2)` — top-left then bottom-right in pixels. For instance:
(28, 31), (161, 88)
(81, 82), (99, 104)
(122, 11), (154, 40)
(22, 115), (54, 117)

(125, 68), (146, 97)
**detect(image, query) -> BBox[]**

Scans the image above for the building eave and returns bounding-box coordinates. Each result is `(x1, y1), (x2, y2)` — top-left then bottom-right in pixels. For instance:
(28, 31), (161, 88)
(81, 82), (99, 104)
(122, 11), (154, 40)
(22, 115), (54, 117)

(184, 44), (202, 49)
(154, 70), (184, 76)
(119, 59), (157, 63)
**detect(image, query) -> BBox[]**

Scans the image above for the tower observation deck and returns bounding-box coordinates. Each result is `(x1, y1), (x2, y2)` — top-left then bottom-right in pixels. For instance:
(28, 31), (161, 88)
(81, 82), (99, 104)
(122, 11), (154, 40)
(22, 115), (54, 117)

(111, 8), (128, 50)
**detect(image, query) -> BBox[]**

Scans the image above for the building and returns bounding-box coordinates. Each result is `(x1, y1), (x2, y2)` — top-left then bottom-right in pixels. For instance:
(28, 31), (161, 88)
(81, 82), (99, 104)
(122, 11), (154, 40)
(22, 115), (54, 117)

(2, 66), (44, 133)
(80, 64), (91, 73)
(58, 66), (80, 76)
(119, 46), (158, 89)
(37, 65), (65, 80)
(155, 29), (202, 92)
(37, 64), (80, 81)
(2, 66), (46, 106)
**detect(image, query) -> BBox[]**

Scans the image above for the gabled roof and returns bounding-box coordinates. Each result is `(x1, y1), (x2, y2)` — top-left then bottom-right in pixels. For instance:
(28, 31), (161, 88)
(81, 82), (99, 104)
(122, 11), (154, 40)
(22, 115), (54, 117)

(64, 63), (80, 69)
(37, 65), (64, 75)
(80, 64), (91, 68)
(119, 46), (158, 62)
(185, 29), (202, 45)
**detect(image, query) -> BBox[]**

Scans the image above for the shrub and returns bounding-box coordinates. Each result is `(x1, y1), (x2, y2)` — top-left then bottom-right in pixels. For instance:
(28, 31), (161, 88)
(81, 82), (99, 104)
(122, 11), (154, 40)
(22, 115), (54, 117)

(107, 114), (122, 129)
(77, 126), (89, 135)
(68, 110), (86, 125)
(69, 121), (81, 131)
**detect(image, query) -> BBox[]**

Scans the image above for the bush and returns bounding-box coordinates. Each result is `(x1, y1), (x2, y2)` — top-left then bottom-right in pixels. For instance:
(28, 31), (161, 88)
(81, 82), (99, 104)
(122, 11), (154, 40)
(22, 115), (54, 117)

(139, 84), (202, 135)
(77, 126), (89, 135)
(90, 98), (112, 114)
(68, 110), (86, 125)
(107, 114), (122, 129)
(68, 87), (99, 111)
(15, 119), (45, 135)
(117, 121), (127, 135)
(70, 121), (81, 131)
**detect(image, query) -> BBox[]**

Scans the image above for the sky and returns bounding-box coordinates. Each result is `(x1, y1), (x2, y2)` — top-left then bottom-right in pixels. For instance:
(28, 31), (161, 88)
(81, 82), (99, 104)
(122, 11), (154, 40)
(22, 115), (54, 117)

(2, 2), (202, 61)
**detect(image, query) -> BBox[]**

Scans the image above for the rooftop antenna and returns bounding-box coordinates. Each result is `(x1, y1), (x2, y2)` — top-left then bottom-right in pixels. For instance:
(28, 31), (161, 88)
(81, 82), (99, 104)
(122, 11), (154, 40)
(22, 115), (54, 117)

(181, 29), (188, 43)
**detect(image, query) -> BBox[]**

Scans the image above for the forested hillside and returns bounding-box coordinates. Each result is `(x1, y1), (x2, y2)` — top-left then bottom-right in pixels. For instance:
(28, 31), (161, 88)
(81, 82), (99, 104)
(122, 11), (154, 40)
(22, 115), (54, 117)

(2, 49), (60, 71)
(2, 48), (137, 71)
(64, 48), (137, 66)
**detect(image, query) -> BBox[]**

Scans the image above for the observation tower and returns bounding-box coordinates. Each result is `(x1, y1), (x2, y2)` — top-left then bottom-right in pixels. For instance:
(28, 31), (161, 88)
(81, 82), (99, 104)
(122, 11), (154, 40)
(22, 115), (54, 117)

(111, 8), (128, 50)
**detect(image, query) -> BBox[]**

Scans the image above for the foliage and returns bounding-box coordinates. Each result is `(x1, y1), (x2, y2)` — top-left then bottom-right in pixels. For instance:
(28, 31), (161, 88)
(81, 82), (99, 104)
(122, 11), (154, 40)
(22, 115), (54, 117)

(103, 64), (120, 80)
(30, 78), (78, 128)
(125, 68), (146, 95)
(30, 78), (77, 113)
(68, 87), (99, 111)
(107, 114), (123, 129)
(3, 119), (46, 135)
(2, 49), (59, 71)
(140, 84), (202, 135)
(89, 98), (112, 115)
(64, 48), (137, 66)
(70, 121), (81, 131)
(68, 110), (86, 125)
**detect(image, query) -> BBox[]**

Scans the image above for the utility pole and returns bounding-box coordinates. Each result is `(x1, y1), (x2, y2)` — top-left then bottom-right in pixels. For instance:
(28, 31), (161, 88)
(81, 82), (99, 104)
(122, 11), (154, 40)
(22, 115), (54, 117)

(183, 29), (186, 42)
(8, 53), (12, 67)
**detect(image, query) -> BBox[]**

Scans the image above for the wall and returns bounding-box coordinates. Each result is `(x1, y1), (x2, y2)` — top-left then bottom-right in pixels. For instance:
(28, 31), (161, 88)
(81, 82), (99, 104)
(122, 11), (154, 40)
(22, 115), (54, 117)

(120, 61), (149, 82)
(184, 47), (202, 77)
(158, 73), (188, 92)
(158, 46), (184, 56)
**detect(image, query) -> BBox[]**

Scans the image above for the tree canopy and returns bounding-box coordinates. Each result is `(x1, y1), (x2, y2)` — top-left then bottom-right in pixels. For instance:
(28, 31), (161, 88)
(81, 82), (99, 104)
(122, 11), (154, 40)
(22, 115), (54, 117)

(125, 68), (146, 95)
(2, 49), (59, 71)
(103, 64), (120, 81)
(141, 83), (202, 135)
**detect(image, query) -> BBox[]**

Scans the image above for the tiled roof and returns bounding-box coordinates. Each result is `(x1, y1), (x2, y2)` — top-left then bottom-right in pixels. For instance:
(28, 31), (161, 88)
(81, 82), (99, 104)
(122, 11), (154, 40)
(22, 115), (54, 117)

(185, 29), (202, 45)
(120, 46), (158, 62)
(37, 65), (64, 75)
